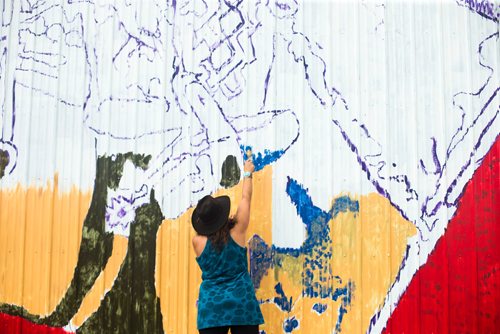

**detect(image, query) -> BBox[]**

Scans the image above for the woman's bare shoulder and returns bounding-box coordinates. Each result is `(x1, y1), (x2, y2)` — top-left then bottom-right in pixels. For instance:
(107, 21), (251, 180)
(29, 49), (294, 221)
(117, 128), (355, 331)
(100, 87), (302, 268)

(192, 235), (208, 257)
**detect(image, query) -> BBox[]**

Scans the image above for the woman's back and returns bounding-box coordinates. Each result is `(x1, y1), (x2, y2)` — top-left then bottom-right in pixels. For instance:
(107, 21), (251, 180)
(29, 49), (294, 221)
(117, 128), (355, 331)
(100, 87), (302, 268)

(192, 157), (263, 333)
(195, 236), (263, 329)
(196, 235), (248, 281)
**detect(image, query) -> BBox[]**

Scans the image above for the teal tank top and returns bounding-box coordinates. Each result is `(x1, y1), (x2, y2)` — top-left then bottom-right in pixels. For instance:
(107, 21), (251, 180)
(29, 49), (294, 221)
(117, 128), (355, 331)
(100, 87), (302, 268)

(196, 236), (264, 329)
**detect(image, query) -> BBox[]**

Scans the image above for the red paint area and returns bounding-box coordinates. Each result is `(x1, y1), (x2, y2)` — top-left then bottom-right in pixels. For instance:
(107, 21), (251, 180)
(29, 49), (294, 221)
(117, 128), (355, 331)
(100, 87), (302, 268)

(384, 138), (499, 333)
(0, 312), (72, 333)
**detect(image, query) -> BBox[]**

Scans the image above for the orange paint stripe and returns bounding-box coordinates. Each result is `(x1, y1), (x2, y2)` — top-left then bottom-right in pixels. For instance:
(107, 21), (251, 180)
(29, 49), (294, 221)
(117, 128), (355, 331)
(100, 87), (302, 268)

(0, 177), (91, 316)
(70, 235), (129, 327)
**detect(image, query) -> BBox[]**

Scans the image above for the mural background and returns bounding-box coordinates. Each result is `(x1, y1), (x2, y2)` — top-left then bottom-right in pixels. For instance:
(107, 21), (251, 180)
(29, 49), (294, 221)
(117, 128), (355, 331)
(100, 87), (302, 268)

(0, 0), (498, 333)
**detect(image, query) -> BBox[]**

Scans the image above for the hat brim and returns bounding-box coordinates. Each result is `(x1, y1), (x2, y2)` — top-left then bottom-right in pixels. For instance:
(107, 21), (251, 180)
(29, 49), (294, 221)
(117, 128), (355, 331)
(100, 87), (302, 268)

(192, 195), (231, 235)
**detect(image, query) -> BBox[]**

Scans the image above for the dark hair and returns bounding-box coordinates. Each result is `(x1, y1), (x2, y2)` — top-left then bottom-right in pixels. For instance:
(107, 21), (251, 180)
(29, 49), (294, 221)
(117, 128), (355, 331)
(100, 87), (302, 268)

(207, 217), (237, 252)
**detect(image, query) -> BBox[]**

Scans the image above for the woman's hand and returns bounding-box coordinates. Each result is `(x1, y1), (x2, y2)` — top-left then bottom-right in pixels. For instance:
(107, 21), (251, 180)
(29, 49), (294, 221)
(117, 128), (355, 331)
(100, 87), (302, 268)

(244, 158), (255, 174)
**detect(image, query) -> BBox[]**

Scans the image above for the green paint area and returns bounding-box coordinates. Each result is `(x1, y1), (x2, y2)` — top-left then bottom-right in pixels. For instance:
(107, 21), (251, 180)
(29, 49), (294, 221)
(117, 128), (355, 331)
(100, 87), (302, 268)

(0, 153), (152, 327)
(0, 149), (9, 179)
(273, 253), (305, 284)
(220, 155), (241, 188)
(78, 190), (164, 333)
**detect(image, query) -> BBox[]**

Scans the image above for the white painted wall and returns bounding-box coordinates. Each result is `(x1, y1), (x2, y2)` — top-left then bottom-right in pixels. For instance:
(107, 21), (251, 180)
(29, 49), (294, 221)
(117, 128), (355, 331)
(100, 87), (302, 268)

(0, 0), (498, 332)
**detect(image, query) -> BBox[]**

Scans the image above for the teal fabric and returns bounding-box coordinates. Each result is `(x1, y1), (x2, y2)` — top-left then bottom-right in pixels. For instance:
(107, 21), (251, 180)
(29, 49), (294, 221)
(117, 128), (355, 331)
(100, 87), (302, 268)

(196, 236), (264, 330)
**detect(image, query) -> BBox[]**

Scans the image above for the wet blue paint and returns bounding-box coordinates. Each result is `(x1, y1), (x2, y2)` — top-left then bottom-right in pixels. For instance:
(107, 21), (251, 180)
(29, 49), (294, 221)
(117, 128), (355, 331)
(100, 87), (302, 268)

(240, 145), (284, 171)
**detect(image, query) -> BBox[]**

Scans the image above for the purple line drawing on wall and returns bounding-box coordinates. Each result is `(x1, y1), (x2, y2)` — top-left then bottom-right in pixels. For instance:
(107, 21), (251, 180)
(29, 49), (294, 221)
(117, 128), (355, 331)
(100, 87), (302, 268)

(455, 0), (500, 21)
(81, 0), (301, 232)
(2, 0), (498, 332)
(0, 0), (18, 178)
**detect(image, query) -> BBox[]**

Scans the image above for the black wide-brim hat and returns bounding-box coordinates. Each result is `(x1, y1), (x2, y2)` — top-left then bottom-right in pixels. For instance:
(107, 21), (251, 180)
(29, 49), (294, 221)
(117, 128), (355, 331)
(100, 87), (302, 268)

(191, 195), (231, 235)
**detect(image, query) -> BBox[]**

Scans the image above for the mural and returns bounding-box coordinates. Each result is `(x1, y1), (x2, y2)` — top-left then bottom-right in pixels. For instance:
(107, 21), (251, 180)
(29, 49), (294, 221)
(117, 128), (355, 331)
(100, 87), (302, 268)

(0, 0), (498, 333)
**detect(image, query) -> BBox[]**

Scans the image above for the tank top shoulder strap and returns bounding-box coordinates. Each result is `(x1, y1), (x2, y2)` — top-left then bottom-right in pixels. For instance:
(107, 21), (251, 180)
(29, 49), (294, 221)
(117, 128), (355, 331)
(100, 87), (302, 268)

(228, 234), (247, 252)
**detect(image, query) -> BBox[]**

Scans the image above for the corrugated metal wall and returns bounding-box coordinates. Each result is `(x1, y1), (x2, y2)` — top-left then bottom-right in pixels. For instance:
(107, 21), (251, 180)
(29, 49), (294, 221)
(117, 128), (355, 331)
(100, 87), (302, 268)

(0, 0), (498, 333)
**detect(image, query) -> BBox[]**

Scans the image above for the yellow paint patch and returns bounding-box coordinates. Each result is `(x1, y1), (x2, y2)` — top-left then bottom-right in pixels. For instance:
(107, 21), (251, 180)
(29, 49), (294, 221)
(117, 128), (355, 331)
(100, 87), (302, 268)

(71, 235), (129, 327)
(255, 192), (416, 334)
(259, 270), (302, 333)
(330, 193), (417, 333)
(0, 176), (91, 315)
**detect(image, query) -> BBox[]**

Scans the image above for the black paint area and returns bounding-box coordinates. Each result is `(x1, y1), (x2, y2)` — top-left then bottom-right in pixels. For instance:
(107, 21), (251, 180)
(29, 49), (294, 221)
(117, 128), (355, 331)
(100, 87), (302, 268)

(78, 190), (165, 333)
(220, 155), (241, 188)
(0, 153), (153, 328)
(0, 149), (9, 179)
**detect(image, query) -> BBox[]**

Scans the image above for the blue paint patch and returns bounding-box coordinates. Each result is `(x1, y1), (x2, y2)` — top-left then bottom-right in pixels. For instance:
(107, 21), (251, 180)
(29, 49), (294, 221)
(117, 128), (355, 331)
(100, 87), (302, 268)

(249, 235), (273, 289)
(333, 280), (355, 333)
(240, 145), (284, 171)
(246, 178), (359, 332)
(272, 246), (301, 258)
(273, 283), (293, 312)
(285, 177), (333, 253)
(283, 316), (299, 333)
(329, 195), (359, 218)
(312, 303), (328, 314)
(332, 285), (347, 301)
(285, 177), (328, 226)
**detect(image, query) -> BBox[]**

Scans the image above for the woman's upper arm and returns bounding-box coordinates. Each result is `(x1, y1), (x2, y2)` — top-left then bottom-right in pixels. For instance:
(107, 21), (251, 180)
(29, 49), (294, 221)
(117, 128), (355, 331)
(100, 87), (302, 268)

(233, 197), (251, 234)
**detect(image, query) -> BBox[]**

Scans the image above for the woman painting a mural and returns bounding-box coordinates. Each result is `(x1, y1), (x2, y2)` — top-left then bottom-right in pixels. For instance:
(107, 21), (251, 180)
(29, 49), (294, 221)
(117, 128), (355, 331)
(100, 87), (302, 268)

(191, 156), (264, 334)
